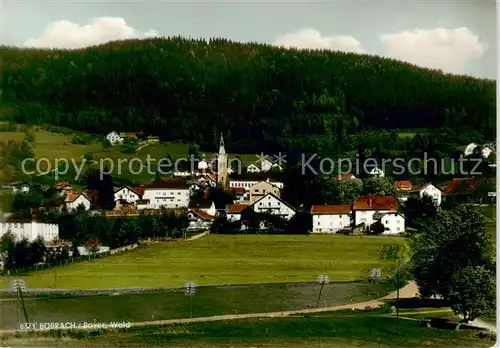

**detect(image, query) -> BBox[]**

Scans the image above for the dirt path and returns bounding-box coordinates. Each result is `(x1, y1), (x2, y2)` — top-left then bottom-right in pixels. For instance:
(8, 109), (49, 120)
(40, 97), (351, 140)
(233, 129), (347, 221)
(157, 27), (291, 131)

(0, 282), (418, 335)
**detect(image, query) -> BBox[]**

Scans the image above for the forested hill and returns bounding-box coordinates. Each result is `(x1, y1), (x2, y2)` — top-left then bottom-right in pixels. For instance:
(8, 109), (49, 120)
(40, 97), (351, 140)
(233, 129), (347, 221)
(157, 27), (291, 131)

(0, 37), (496, 154)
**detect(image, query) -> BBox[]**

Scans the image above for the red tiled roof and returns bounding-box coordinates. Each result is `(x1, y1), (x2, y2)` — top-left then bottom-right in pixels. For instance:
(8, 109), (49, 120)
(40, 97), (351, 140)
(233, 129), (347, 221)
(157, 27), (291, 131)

(228, 187), (246, 193)
(333, 173), (355, 180)
(132, 187), (144, 196)
(442, 178), (480, 196)
(311, 204), (351, 214)
(189, 208), (215, 221)
(226, 204), (249, 213)
(395, 180), (412, 190)
(83, 189), (99, 202)
(65, 192), (89, 203)
(353, 196), (398, 211)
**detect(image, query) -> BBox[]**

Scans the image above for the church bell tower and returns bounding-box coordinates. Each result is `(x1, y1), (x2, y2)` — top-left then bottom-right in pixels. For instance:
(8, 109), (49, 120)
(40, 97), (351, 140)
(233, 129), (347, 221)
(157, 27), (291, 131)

(217, 133), (228, 188)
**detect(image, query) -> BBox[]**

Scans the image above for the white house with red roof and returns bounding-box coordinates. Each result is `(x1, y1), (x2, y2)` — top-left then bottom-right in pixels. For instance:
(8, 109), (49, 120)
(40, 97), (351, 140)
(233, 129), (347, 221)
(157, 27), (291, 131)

(352, 195), (404, 234)
(113, 186), (144, 204)
(65, 192), (91, 211)
(142, 179), (191, 209)
(409, 183), (442, 207)
(226, 203), (249, 221)
(310, 204), (352, 233)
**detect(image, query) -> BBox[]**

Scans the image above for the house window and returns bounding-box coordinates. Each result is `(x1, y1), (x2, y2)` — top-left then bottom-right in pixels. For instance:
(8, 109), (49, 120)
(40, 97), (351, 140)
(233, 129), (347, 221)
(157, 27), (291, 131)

(397, 227), (401, 231)
(317, 222), (320, 226)
(396, 220), (400, 224)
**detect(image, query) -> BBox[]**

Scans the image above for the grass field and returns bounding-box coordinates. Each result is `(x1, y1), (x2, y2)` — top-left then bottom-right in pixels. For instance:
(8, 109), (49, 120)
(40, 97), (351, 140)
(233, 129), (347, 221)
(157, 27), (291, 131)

(1, 235), (407, 290)
(0, 281), (395, 330)
(1, 315), (492, 347)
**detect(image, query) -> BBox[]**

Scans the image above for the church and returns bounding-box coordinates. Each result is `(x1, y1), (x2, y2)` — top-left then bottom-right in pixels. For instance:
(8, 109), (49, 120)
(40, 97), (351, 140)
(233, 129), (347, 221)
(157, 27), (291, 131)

(216, 134), (229, 188)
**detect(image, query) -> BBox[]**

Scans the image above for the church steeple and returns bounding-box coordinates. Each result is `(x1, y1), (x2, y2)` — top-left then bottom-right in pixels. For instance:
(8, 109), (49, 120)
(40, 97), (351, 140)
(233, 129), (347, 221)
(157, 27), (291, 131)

(218, 133), (226, 155)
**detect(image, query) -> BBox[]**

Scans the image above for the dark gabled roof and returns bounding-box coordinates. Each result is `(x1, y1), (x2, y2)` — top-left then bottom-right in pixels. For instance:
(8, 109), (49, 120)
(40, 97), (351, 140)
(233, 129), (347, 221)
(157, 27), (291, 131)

(229, 172), (283, 182)
(188, 198), (213, 210)
(250, 192), (296, 212)
(188, 208), (215, 221)
(144, 179), (190, 190)
(114, 186), (144, 197)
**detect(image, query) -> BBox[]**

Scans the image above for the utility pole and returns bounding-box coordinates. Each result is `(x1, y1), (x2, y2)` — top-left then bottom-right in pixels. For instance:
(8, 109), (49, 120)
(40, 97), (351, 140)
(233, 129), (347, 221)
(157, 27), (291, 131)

(11, 280), (28, 324)
(316, 275), (329, 308)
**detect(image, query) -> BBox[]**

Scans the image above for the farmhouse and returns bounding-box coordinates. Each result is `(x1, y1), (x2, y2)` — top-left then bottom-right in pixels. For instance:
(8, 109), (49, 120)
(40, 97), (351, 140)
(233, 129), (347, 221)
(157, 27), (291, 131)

(249, 181), (281, 204)
(187, 209), (215, 230)
(310, 204), (351, 233)
(226, 203), (249, 222)
(481, 143), (496, 158)
(250, 193), (296, 220)
(142, 179), (191, 209)
(246, 163), (261, 173)
(65, 192), (91, 211)
(408, 183), (442, 206)
(352, 195), (398, 229)
(114, 186), (144, 203)
(106, 131), (123, 145)
(333, 173), (357, 180)
(0, 214), (59, 242)
(188, 198), (216, 216)
(374, 211), (405, 235)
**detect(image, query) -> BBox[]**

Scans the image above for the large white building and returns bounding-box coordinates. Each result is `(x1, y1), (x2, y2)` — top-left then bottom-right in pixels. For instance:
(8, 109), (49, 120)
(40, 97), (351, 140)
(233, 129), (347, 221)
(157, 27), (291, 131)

(310, 204), (352, 233)
(250, 193), (296, 220)
(113, 186), (144, 204)
(249, 181), (281, 204)
(142, 180), (191, 209)
(229, 175), (284, 191)
(65, 192), (92, 211)
(0, 215), (59, 242)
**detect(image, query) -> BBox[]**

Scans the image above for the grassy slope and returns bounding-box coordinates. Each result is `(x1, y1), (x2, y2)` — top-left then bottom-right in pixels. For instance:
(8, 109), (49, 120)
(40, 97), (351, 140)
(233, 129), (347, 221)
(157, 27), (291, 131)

(1, 316), (492, 348)
(3, 126), (257, 184)
(0, 281), (395, 330)
(1, 235), (407, 289)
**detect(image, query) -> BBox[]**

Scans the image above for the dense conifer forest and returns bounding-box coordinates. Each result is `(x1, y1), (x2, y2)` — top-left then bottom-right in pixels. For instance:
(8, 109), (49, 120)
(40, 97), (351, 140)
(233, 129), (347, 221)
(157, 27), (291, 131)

(0, 37), (496, 154)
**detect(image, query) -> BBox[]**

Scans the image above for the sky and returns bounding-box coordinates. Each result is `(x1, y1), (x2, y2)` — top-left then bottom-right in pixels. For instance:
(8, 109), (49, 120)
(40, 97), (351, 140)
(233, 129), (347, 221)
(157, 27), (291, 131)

(1, 0), (497, 79)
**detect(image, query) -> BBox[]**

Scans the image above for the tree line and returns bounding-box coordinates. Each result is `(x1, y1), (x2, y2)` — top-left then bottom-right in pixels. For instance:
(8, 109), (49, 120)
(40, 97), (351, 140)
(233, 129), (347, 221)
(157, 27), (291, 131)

(1, 37), (495, 155)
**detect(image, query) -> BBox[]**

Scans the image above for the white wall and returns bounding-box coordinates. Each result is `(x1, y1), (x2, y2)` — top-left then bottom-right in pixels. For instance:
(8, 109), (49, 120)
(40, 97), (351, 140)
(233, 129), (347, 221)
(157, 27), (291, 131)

(0, 222), (59, 242)
(67, 195), (91, 211)
(142, 188), (190, 209)
(229, 179), (284, 191)
(77, 245), (110, 256)
(312, 214), (351, 233)
(252, 194), (295, 220)
(420, 184), (442, 207)
(354, 210), (392, 227)
(380, 214), (405, 235)
(464, 143), (477, 156)
(114, 187), (141, 203)
(227, 212), (242, 222)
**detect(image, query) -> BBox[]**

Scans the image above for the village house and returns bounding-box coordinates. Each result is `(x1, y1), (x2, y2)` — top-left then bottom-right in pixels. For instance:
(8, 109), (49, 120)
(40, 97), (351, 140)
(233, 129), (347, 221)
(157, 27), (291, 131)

(352, 195), (403, 234)
(119, 132), (138, 140)
(226, 203), (249, 222)
(142, 179), (191, 209)
(229, 173), (284, 191)
(56, 182), (73, 197)
(187, 209), (215, 230)
(188, 198), (216, 216)
(105, 131), (123, 145)
(368, 166), (384, 178)
(333, 173), (357, 180)
(11, 181), (30, 194)
(249, 193), (296, 220)
(246, 163), (261, 173)
(0, 214), (59, 243)
(249, 181), (281, 204)
(464, 143), (478, 156)
(310, 204), (352, 233)
(408, 183), (442, 206)
(441, 177), (483, 203)
(65, 192), (92, 211)
(113, 186), (144, 204)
